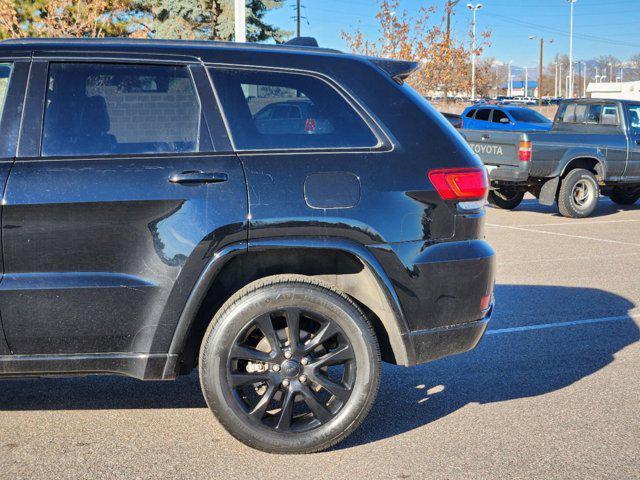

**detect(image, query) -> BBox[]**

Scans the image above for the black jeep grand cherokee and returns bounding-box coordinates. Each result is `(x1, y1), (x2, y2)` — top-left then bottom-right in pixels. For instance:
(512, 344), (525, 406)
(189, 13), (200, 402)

(0, 37), (494, 453)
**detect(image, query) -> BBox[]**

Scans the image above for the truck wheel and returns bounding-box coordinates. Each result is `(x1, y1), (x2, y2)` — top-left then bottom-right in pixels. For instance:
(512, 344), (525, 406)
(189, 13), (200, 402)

(488, 188), (524, 210)
(609, 187), (640, 205)
(558, 169), (599, 218)
(199, 275), (380, 454)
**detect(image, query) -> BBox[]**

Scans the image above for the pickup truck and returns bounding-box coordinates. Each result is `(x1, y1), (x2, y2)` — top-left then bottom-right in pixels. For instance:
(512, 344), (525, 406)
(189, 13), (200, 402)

(462, 98), (640, 218)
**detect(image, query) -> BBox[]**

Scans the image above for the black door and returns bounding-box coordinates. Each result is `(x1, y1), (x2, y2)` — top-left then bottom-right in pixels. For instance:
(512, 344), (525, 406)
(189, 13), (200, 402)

(0, 59), (247, 355)
(0, 58), (29, 355)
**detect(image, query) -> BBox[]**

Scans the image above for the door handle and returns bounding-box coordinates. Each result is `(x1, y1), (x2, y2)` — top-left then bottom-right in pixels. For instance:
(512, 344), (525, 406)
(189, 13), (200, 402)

(169, 171), (228, 184)
(635, 139), (640, 145)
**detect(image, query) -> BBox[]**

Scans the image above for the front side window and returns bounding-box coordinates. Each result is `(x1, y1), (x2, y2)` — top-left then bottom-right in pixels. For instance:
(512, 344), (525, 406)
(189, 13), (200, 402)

(42, 63), (202, 157)
(0, 63), (13, 122)
(210, 68), (378, 150)
(492, 109), (510, 124)
(627, 105), (640, 136)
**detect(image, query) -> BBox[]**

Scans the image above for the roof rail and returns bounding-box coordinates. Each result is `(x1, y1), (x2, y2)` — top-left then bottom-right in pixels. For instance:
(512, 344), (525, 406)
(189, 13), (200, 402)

(285, 37), (319, 47)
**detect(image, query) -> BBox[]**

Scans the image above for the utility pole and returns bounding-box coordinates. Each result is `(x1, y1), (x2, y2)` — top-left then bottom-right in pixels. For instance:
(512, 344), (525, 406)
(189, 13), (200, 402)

(525, 67), (528, 98)
(531, 36), (553, 106)
(296, 0), (301, 37)
(234, 0), (246, 42)
(567, 0), (577, 98)
(507, 61), (512, 96)
(467, 3), (483, 101)
(595, 66), (599, 83)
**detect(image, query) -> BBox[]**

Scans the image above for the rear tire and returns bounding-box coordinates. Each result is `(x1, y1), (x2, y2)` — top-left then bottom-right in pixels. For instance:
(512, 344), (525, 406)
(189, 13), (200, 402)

(558, 168), (599, 218)
(488, 188), (524, 210)
(199, 275), (381, 454)
(609, 187), (640, 205)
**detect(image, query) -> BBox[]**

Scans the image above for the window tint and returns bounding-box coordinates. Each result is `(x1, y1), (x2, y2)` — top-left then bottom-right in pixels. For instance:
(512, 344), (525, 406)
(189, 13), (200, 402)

(42, 63), (202, 157)
(509, 108), (550, 124)
(475, 109), (491, 121)
(627, 105), (640, 135)
(210, 68), (378, 150)
(465, 108), (477, 118)
(491, 109), (510, 123)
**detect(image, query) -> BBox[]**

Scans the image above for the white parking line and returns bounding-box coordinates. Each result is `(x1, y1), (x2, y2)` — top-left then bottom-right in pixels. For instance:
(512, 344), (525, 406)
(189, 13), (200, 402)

(498, 251), (640, 266)
(486, 312), (640, 335)
(505, 219), (640, 228)
(486, 223), (640, 247)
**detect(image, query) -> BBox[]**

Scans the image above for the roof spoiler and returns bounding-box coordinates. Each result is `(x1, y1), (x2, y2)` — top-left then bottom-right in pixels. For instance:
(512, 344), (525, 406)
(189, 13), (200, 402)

(369, 57), (420, 83)
(285, 36), (319, 47)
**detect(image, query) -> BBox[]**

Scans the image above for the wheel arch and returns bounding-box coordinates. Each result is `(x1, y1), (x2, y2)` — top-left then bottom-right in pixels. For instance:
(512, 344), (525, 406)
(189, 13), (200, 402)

(559, 154), (605, 180)
(164, 239), (412, 378)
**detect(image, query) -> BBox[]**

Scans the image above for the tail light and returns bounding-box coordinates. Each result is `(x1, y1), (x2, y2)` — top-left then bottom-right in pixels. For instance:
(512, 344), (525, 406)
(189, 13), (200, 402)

(428, 167), (489, 201)
(519, 140), (532, 162)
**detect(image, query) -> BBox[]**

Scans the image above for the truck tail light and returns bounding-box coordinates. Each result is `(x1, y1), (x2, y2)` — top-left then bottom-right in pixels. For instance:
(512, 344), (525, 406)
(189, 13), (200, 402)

(428, 167), (489, 201)
(519, 140), (532, 162)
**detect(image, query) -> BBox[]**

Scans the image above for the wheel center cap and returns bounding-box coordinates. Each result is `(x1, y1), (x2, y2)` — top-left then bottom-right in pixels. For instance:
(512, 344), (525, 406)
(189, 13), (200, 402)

(281, 359), (302, 378)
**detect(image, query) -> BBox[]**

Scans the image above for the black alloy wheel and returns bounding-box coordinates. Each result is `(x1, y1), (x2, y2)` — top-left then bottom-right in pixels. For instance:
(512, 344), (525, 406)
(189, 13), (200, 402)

(199, 275), (380, 453)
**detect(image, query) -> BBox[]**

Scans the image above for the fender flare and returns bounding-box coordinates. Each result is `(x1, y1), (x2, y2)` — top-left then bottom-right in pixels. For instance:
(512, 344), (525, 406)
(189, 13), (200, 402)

(557, 150), (606, 178)
(164, 238), (412, 377)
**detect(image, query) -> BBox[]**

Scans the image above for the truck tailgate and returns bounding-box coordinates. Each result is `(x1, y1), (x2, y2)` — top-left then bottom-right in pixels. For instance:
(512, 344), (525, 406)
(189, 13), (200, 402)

(461, 130), (523, 167)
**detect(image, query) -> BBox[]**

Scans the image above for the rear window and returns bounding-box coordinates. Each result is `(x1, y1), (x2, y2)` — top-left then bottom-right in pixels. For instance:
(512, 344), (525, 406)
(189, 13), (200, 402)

(475, 109), (491, 121)
(508, 109), (550, 124)
(42, 63), (203, 157)
(210, 68), (378, 150)
(559, 102), (619, 126)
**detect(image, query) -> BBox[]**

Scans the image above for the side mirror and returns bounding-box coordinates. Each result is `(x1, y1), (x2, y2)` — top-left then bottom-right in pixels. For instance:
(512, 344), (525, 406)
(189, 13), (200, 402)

(500, 117), (510, 124)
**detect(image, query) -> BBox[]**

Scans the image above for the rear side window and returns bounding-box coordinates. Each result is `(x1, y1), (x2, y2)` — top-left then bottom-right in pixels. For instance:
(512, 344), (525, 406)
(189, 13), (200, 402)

(475, 109), (491, 121)
(465, 108), (477, 118)
(210, 68), (378, 150)
(42, 63), (202, 157)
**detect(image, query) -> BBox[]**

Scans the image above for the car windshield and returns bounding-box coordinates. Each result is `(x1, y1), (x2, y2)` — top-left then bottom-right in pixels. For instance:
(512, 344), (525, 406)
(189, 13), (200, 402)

(508, 109), (551, 124)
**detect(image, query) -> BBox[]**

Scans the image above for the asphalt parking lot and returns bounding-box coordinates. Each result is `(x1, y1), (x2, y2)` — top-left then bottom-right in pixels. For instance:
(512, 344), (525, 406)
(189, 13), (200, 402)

(1, 197), (639, 480)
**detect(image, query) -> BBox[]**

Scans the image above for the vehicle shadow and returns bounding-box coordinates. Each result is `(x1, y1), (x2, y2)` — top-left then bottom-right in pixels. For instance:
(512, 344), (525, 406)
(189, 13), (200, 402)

(495, 197), (640, 218)
(0, 285), (637, 452)
(338, 284), (638, 448)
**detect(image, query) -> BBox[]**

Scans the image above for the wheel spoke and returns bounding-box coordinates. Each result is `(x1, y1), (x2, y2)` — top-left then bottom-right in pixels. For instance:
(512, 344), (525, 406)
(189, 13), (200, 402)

(299, 384), (332, 423)
(230, 344), (273, 363)
(229, 372), (272, 388)
(311, 344), (353, 368)
(254, 314), (282, 354)
(275, 388), (296, 430)
(284, 308), (301, 352)
(310, 372), (351, 402)
(303, 322), (338, 353)
(249, 382), (278, 420)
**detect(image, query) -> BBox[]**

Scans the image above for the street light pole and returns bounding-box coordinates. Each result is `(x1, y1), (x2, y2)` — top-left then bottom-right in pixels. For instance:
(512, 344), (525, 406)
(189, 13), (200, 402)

(467, 3), (483, 101)
(234, 0), (246, 42)
(567, 0), (577, 98)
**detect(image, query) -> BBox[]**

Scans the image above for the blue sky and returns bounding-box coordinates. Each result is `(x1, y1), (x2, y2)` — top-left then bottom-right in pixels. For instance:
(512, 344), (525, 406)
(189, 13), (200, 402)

(264, 0), (640, 70)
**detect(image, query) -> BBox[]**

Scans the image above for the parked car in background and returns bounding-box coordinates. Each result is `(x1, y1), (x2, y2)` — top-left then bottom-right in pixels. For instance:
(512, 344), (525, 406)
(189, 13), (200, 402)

(462, 105), (552, 131)
(0, 37), (495, 454)
(462, 98), (640, 218)
(441, 111), (462, 128)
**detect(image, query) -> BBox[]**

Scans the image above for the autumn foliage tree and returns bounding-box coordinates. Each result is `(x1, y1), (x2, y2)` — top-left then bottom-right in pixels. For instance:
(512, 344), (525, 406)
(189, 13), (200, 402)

(0, 0), (288, 42)
(341, 0), (491, 99)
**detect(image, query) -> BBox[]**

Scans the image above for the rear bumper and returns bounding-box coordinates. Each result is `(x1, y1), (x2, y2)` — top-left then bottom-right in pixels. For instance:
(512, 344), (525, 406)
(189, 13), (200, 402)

(368, 239), (495, 366)
(403, 306), (492, 365)
(489, 164), (529, 183)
